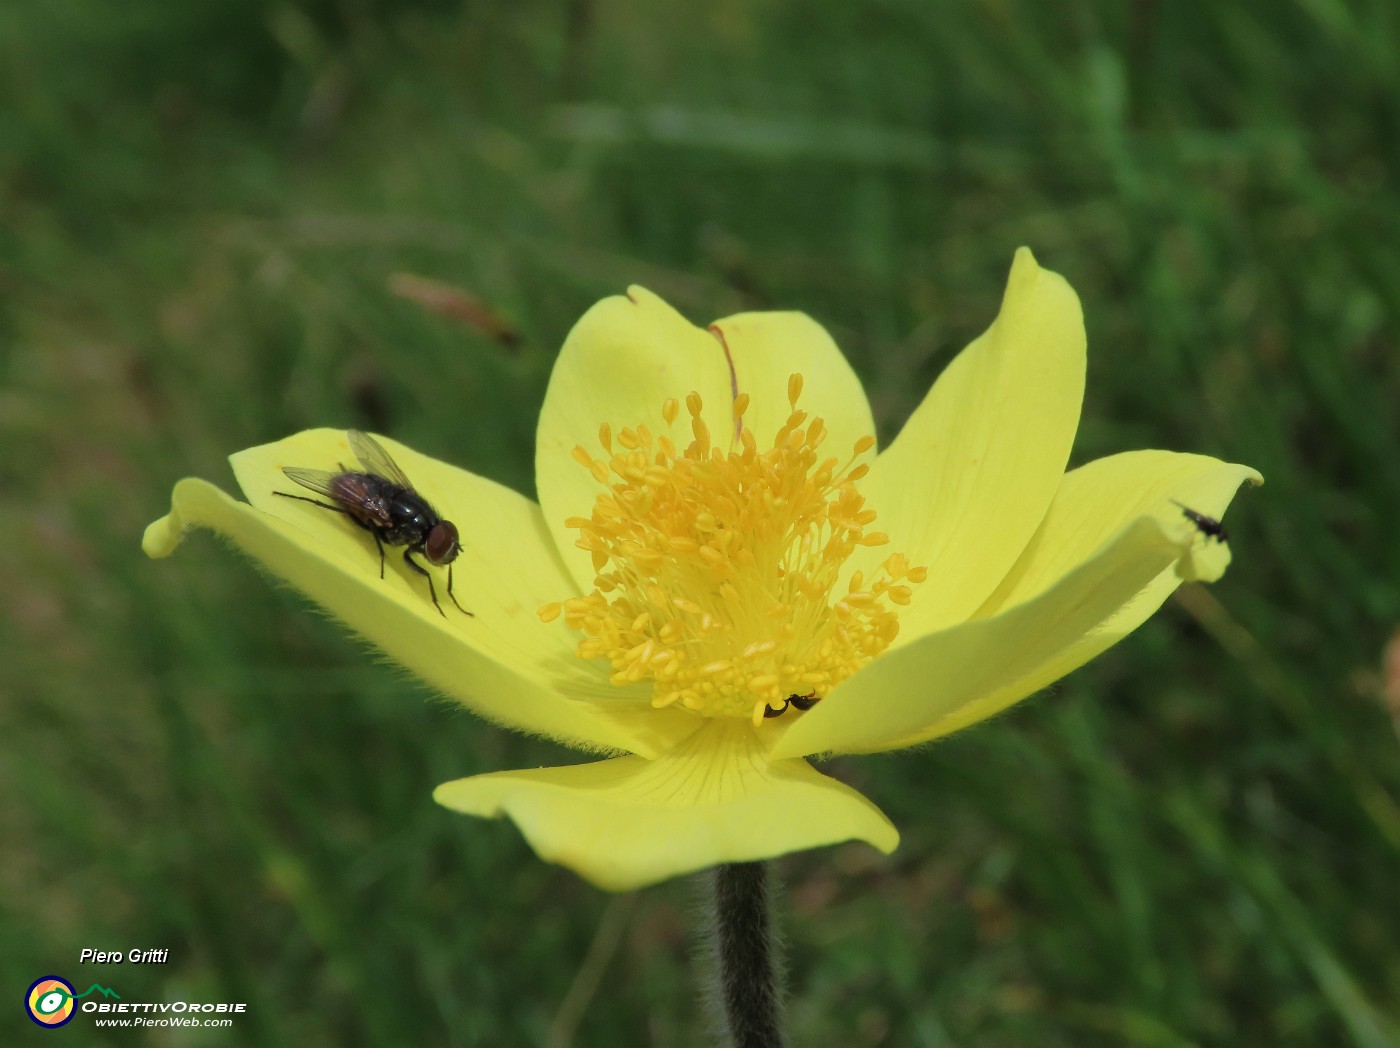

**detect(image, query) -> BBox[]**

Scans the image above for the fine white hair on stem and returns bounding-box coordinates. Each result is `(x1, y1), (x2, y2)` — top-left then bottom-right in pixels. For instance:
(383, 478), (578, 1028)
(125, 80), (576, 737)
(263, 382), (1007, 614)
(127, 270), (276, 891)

(697, 862), (789, 1048)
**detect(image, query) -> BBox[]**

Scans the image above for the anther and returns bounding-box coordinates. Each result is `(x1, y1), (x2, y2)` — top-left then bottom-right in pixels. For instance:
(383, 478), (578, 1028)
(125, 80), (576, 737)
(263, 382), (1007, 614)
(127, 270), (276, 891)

(544, 375), (925, 721)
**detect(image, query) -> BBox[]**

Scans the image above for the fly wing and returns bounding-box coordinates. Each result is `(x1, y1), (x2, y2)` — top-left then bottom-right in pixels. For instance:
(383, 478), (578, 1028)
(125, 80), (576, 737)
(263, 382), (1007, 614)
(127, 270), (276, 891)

(280, 466), (342, 498)
(281, 465), (396, 527)
(348, 430), (415, 489)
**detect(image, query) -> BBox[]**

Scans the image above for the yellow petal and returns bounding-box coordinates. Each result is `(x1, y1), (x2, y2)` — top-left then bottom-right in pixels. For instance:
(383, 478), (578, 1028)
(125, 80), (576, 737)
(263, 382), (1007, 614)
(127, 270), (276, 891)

(536, 287), (736, 593)
(977, 450), (1262, 615)
(894, 452), (1261, 745)
(769, 517), (1185, 759)
(771, 453), (1259, 757)
(143, 429), (696, 758)
(1179, 536), (1231, 583)
(854, 248), (1086, 639)
(707, 309), (876, 462)
(434, 721), (898, 890)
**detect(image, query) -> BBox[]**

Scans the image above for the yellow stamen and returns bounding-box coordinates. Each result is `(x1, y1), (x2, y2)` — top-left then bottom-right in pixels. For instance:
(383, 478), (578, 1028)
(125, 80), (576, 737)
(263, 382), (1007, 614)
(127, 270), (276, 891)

(545, 377), (924, 724)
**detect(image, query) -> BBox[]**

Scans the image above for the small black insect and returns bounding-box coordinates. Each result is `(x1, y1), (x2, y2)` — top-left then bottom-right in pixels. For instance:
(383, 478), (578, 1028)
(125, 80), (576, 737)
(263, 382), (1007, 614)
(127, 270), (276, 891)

(1172, 500), (1228, 544)
(274, 430), (472, 618)
(763, 691), (822, 718)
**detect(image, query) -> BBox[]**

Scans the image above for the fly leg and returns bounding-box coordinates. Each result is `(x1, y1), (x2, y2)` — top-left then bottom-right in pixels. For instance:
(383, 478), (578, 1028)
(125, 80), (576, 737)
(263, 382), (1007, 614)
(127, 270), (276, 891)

(273, 491), (345, 513)
(337, 518), (387, 577)
(446, 563), (473, 617)
(346, 518), (386, 577)
(275, 492), (387, 577)
(403, 548), (446, 618)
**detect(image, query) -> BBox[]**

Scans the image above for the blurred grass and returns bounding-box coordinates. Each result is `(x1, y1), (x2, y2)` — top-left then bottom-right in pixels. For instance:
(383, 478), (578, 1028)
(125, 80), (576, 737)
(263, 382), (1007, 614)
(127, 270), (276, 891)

(4, 0), (1400, 1045)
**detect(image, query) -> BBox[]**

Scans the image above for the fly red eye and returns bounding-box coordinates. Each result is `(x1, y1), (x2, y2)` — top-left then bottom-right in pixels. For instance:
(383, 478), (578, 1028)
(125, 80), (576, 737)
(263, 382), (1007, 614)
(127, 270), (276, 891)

(425, 521), (460, 564)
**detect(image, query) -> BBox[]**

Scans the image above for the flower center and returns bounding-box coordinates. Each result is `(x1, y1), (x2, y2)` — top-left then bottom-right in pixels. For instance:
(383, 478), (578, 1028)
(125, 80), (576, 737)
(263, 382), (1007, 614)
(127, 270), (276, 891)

(540, 374), (925, 726)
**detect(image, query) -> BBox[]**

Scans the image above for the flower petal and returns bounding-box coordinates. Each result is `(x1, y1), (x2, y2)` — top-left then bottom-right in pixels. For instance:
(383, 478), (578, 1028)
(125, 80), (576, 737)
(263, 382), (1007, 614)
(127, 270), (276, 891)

(883, 452), (1262, 747)
(855, 248), (1086, 639)
(707, 309), (877, 463)
(768, 451), (1254, 761)
(143, 429), (697, 758)
(536, 287), (737, 593)
(433, 721), (898, 890)
(976, 450), (1262, 615)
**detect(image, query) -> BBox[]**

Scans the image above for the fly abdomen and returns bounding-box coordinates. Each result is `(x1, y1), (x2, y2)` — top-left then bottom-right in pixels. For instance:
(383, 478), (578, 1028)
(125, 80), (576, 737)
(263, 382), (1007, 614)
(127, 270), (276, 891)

(332, 473), (394, 529)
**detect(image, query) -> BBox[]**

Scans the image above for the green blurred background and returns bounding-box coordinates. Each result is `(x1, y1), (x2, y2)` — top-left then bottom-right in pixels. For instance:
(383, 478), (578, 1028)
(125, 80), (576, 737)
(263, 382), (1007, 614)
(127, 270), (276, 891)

(5, 0), (1400, 1044)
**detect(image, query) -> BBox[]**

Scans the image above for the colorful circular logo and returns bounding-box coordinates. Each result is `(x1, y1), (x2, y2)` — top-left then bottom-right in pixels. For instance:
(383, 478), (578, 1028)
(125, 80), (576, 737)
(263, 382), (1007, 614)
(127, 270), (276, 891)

(26, 976), (76, 1028)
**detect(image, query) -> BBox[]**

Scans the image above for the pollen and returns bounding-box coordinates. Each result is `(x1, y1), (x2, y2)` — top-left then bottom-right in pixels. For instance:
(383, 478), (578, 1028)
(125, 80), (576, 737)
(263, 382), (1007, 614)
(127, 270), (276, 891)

(542, 375), (924, 727)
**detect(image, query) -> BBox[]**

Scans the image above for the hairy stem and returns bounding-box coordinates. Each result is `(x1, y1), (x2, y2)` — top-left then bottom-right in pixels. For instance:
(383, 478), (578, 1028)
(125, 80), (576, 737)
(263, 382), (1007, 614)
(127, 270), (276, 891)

(707, 862), (786, 1048)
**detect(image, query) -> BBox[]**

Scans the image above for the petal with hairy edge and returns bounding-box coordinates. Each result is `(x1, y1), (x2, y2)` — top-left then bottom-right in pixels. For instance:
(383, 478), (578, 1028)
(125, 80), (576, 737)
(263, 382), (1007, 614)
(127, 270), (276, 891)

(536, 287), (737, 593)
(769, 516), (1188, 759)
(434, 722), (898, 891)
(143, 430), (696, 757)
(855, 248), (1086, 641)
(708, 310), (876, 463)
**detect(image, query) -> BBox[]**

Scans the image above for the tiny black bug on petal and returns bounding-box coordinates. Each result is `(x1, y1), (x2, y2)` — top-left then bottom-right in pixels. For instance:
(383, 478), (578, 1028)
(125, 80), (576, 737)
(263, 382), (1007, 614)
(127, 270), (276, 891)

(1171, 499), (1228, 544)
(764, 691), (822, 718)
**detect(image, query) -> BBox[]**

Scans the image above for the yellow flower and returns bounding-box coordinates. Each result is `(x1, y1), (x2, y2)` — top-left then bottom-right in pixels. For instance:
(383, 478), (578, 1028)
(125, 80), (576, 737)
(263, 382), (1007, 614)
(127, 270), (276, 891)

(144, 249), (1260, 891)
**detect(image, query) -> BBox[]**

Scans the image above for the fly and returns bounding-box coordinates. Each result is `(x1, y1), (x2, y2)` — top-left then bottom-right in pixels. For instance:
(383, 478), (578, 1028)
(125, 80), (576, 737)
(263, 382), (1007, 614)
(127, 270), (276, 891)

(1171, 500), (1228, 544)
(273, 430), (472, 618)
